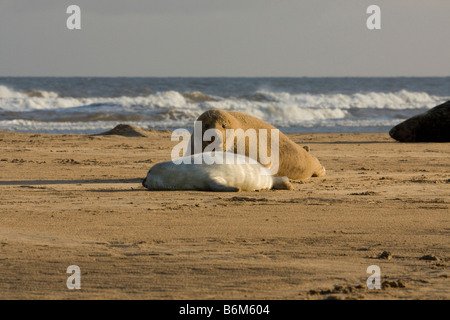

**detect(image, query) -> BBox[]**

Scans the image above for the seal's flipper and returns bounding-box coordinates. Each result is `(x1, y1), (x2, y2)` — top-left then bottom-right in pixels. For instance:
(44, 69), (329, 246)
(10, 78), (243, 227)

(312, 166), (326, 177)
(309, 156), (326, 177)
(272, 176), (293, 190)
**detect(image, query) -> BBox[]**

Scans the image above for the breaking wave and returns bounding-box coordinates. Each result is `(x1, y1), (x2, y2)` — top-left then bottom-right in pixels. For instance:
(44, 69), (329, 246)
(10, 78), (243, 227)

(0, 85), (448, 133)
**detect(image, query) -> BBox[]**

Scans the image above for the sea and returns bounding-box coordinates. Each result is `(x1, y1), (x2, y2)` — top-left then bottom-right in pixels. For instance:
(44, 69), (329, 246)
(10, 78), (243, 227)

(0, 77), (448, 134)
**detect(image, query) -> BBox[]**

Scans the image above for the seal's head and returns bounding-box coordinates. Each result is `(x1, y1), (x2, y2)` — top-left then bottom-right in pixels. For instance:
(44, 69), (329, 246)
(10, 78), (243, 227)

(389, 122), (417, 142)
(142, 162), (180, 190)
(195, 109), (241, 151)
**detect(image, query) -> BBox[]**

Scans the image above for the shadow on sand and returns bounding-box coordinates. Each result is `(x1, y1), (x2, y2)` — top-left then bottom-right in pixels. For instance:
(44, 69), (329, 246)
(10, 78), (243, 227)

(0, 178), (143, 186)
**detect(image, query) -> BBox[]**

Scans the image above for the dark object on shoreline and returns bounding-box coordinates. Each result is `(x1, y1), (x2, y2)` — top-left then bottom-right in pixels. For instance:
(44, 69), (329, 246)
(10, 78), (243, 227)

(96, 124), (171, 137)
(389, 101), (450, 142)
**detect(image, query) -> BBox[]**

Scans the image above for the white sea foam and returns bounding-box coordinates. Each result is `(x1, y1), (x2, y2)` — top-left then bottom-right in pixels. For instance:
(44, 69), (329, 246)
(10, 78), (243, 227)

(0, 87), (192, 111)
(0, 85), (25, 99)
(255, 89), (441, 110)
(0, 118), (403, 134)
(0, 84), (447, 133)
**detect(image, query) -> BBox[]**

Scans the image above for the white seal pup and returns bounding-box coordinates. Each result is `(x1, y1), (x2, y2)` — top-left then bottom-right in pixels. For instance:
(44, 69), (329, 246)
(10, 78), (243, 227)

(142, 152), (293, 192)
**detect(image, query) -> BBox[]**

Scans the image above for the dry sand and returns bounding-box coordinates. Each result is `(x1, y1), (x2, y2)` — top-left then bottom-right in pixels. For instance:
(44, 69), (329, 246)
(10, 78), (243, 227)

(0, 127), (448, 300)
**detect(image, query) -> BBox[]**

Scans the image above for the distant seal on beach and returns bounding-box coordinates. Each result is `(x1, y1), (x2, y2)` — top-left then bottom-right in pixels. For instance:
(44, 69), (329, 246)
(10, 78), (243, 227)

(186, 109), (326, 180)
(97, 124), (171, 137)
(389, 101), (450, 142)
(142, 152), (293, 192)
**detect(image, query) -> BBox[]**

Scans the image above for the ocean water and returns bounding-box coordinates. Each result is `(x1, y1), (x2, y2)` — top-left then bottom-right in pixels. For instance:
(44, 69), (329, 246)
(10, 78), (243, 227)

(0, 77), (448, 134)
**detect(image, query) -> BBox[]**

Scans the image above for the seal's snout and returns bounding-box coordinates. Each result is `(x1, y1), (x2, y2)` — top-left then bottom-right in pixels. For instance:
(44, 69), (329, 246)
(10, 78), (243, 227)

(389, 126), (398, 140)
(142, 178), (147, 188)
(389, 123), (416, 142)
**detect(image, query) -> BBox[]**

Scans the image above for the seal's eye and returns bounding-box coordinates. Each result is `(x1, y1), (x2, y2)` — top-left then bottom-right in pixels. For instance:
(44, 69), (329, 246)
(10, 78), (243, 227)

(222, 124), (227, 129)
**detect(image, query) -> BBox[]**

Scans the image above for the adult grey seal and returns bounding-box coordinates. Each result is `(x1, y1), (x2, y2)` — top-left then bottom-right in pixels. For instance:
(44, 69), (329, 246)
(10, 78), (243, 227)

(186, 109), (326, 180)
(389, 101), (450, 142)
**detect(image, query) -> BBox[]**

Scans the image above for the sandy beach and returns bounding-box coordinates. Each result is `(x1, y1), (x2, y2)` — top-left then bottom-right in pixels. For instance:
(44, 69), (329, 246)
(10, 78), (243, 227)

(0, 128), (448, 300)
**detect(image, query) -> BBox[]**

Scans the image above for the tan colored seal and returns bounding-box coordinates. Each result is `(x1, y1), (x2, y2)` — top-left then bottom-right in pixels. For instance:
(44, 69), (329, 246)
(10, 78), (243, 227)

(187, 109), (326, 180)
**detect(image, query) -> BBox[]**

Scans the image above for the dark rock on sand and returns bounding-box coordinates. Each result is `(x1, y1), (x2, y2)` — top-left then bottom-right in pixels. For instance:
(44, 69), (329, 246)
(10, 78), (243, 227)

(382, 280), (407, 289)
(389, 101), (450, 142)
(377, 251), (392, 260)
(419, 254), (440, 261)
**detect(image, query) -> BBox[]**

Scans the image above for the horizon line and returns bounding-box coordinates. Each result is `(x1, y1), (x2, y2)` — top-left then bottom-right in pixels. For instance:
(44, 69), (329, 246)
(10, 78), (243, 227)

(1, 75), (449, 79)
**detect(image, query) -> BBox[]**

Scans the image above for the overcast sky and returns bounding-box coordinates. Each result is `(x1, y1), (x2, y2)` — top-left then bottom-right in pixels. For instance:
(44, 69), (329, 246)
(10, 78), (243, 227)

(0, 0), (449, 77)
